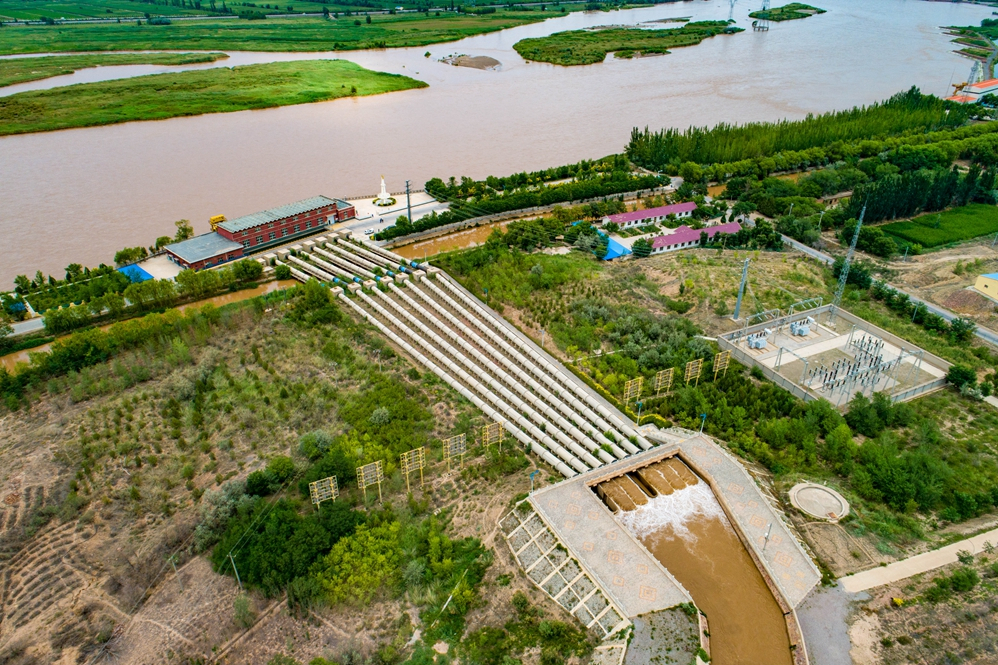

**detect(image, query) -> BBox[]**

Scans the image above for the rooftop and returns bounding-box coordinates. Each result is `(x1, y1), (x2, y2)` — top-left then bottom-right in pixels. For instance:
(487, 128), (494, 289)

(967, 78), (998, 91)
(218, 195), (349, 234)
(981, 273), (998, 279)
(605, 202), (698, 225)
(651, 221), (741, 249)
(165, 233), (244, 264)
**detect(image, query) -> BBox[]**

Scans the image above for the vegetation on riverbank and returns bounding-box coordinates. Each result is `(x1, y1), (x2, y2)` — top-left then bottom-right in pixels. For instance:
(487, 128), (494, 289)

(0, 12), (566, 54)
(0, 59), (425, 136)
(749, 2), (825, 22)
(627, 87), (971, 169)
(512, 20), (739, 66)
(0, 52), (228, 87)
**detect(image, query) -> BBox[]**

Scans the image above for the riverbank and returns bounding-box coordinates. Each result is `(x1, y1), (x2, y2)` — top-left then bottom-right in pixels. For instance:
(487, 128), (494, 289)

(0, 52), (228, 88)
(0, 12), (567, 55)
(513, 20), (740, 66)
(0, 59), (426, 136)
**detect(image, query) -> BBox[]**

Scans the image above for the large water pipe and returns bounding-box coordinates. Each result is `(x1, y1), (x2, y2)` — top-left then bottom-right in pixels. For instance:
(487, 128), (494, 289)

(300, 251), (361, 283)
(357, 290), (590, 474)
(338, 292), (576, 477)
(286, 255), (336, 283)
(419, 277), (639, 455)
(275, 260), (311, 284)
(394, 282), (620, 463)
(323, 242), (384, 274)
(367, 289), (594, 472)
(385, 283), (610, 465)
(313, 246), (376, 280)
(436, 273), (652, 450)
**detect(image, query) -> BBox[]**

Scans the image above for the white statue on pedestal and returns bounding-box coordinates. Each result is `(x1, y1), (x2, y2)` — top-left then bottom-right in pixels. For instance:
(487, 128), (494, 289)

(374, 176), (394, 206)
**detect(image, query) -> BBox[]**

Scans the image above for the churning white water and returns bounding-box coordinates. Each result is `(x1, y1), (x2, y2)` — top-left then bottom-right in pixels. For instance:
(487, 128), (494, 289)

(615, 481), (728, 543)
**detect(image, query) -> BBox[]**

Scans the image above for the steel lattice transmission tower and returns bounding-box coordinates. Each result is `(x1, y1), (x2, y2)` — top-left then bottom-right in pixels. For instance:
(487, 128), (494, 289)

(753, 0), (770, 30)
(728, 0), (736, 21)
(829, 203), (866, 324)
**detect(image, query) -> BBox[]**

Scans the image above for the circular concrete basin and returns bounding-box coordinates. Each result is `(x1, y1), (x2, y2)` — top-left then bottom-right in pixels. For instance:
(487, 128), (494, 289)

(789, 483), (849, 522)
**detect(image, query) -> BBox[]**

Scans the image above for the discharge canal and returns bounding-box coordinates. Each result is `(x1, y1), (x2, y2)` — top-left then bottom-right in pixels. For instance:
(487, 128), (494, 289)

(595, 458), (793, 665)
(0, 0), (992, 285)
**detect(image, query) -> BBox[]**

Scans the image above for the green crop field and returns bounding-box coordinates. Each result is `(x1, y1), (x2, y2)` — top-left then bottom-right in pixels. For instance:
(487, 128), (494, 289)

(0, 0), (215, 20)
(512, 20), (740, 66)
(0, 59), (425, 135)
(881, 203), (998, 248)
(0, 52), (227, 87)
(748, 2), (825, 22)
(0, 11), (564, 54)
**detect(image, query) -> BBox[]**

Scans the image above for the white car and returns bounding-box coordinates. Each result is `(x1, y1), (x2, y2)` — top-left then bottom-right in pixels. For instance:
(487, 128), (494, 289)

(364, 228), (375, 235)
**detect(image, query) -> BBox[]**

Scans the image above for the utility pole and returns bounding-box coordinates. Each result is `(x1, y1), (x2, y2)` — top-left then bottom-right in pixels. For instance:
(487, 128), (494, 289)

(733, 258), (750, 320)
(170, 555), (183, 593)
(405, 179), (412, 226)
(229, 553), (243, 592)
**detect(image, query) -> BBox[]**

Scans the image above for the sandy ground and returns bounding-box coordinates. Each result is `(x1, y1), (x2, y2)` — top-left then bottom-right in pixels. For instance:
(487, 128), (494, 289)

(442, 55), (501, 70)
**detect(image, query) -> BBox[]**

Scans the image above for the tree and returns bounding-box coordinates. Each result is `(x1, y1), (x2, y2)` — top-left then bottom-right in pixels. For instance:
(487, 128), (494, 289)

(114, 246), (148, 266)
(274, 264), (292, 280)
(631, 238), (652, 258)
(232, 259), (263, 282)
(949, 317), (977, 343)
(153, 235), (173, 251)
(176, 269), (221, 299)
(64, 263), (83, 281)
(174, 219), (194, 242)
(947, 364), (976, 389)
(13, 274), (31, 295)
(0, 321), (13, 353)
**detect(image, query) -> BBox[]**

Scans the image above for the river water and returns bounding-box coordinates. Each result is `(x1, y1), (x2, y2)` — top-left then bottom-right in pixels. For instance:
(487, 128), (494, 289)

(599, 459), (793, 665)
(0, 0), (991, 285)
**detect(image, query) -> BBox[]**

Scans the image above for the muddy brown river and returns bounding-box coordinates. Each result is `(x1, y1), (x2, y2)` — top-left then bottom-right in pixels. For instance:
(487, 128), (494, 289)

(601, 460), (793, 665)
(0, 0), (991, 285)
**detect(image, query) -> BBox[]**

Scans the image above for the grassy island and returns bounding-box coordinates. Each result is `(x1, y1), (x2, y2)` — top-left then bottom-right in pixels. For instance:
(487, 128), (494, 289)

(513, 20), (740, 66)
(0, 12), (566, 55)
(0, 59), (426, 136)
(748, 3), (826, 22)
(0, 52), (228, 88)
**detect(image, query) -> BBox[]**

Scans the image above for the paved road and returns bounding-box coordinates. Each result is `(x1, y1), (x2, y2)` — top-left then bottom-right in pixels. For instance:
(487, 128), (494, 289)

(796, 583), (865, 665)
(782, 234), (998, 347)
(841, 525), (998, 592)
(8, 316), (44, 338)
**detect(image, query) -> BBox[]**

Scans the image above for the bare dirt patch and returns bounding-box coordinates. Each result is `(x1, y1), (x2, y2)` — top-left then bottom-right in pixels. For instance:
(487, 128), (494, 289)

(443, 54), (501, 70)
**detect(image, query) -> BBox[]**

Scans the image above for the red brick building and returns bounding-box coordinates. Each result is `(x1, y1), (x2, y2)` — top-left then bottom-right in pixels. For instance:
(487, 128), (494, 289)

(216, 195), (355, 251)
(164, 233), (245, 271)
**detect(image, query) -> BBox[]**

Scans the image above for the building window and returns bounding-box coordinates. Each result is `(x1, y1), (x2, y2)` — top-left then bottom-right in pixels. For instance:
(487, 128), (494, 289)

(305, 221), (311, 229)
(319, 216), (326, 224)
(294, 225), (300, 233)
(256, 236), (263, 244)
(269, 232), (276, 241)
(281, 228), (289, 237)
(242, 241), (250, 249)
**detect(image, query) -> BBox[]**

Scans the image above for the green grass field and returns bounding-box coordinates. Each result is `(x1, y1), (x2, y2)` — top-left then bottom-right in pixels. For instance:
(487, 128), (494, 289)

(0, 12), (565, 54)
(0, 59), (425, 135)
(0, 52), (227, 87)
(512, 20), (739, 66)
(881, 204), (998, 249)
(0, 0), (215, 20)
(748, 2), (825, 21)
